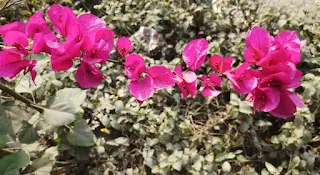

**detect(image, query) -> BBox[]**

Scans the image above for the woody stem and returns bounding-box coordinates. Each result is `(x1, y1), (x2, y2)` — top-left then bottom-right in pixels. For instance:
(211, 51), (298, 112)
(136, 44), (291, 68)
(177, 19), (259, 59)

(0, 82), (44, 113)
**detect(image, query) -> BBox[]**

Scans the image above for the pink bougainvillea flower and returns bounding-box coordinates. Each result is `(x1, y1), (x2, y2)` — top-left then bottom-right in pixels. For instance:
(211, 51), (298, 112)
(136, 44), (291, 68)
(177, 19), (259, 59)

(244, 26), (274, 65)
(64, 24), (87, 57)
(24, 60), (37, 83)
(32, 32), (59, 54)
(173, 65), (197, 98)
(3, 31), (29, 55)
(209, 54), (233, 74)
(182, 38), (209, 70)
(226, 63), (258, 94)
(50, 46), (74, 71)
(25, 11), (51, 39)
(260, 62), (302, 89)
(129, 75), (155, 102)
(116, 36), (134, 57)
(256, 49), (289, 67)
(252, 87), (280, 112)
(0, 21), (26, 36)
(199, 74), (222, 97)
(47, 4), (77, 38)
(269, 90), (304, 118)
(82, 28), (114, 63)
(0, 51), (35, 79)
(147, 66), (175, 90)
(275, 30), (303, 65)
(76, 61), (104, 88)
(78, 14), (106, 33)
(124, 54), (147, 80)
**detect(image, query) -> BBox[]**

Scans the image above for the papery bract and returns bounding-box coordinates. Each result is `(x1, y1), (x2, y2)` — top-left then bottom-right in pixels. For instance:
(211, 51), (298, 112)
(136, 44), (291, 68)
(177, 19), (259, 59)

(199, 74), (222, 97)
(0, 21), (26, 36)
(3, 31), (29, 55)
(275, 31), (303, 65)
(83, 28), (114, 63)
(244, 26), (274, 65)
(116, 36), (134, 57)
(182, 38), (209, 70)
(129, 75), (155, 102)
(32, 32), (59, 54)
(147, 66), (175, 89)
(124, 54), (146, 80)
(252, 87), (280, 112)
(209, 54), (232, 74)
(269, 90), (304, 118)
(47, 4), (77, 38)
(78, 14), (106, 33)
(76, 62), (103, 88)
(26, 11), (50, 39)
(0, 51), (35, 79)
(50, 46), (74, 71)
(173, 66), (197, 98)
(227, 63), (258, 94)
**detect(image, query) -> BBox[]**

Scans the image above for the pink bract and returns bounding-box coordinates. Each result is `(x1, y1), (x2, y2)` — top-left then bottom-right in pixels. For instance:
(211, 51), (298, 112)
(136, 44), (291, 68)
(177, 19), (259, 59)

(199, 74), (222, 97)
(78, 14), (106, 33)
(173, 66), (197, 98)
(76, 62), (104, 88)
(129, 75), (155, 102)
(209, 54), (233, 74)
(147, 66), (175, 90)
(124, 54), (146, 80)
(116, 36), (134, 57)
(0, 21), (26, 36)
(182, 38), (209, 70)
(26, 11), (50, 39)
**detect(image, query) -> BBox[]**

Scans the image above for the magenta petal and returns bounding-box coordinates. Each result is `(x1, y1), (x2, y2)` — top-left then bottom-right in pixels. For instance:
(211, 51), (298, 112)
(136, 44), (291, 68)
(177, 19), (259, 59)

(3, 31), (28, 48)
(209, 73), (222, 87)
(183, 71), (197, 83)
(116, 36), (134, 57)
(199, 75), (207, 92)
(270, 90), (297, 118)
(50, 47), (74, 71)
(182, 38), (209, 70)
(0, 21), (26, 36)
(147, 66), (175, 89)
(201, 87), (221, 97)
(254, 88), (280, 112)
(286, 91), (304, 108)
(0, 51), (30, 79)
(26, 11), (50, 39)
(78, 14), (106, 33)
(76, 62), (103, 88)
(124, 54), (146, 79)
(185, 81), (197, 98)
(129, 76), (155, 101)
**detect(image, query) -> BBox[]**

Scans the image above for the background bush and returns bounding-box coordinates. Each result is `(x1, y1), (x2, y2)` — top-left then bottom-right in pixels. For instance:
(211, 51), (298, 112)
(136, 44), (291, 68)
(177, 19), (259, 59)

(0, 0), (319, 174)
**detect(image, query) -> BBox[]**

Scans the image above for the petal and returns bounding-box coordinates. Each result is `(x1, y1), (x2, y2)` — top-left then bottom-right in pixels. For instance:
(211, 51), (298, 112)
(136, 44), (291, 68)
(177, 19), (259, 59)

(26, 11), (50, 38)
(147, 66), (175, 89)
(209, 73), (222, 87)
(185, 81), (197, 97)
(76, 62), (103, 88)
(129, 76), (155, 101)
(270, 90), (297, 118)
(246, 26), (274, 54)
(209, 54), (223, 73)
(0, 21), (26, 36)
(199, 75), (207, 91)
(3, 31), (28, 48)
(124, 54), (146, 80)
(78, 14), (106, 33)
(183, 71), (197, 83)
(286, 91), (304, 108)
(116, 36), (133, 57)
(182, 38), (209, 70)
(201, 87), (221, 97)
(222, 56), (233, 73)
(173, 65), (183, 78)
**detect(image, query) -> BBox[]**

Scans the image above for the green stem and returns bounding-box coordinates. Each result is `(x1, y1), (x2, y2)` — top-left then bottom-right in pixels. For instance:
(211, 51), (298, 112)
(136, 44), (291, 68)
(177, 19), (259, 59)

(0, 82), (44, 113)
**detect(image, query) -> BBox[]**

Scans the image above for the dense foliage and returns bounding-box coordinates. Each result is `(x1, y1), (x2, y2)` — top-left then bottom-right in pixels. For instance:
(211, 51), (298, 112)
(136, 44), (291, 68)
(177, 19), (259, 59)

(0, 0), (319, 175)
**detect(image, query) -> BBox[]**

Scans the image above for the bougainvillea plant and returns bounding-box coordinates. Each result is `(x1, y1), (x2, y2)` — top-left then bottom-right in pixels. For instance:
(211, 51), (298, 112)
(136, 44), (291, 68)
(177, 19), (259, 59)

(0, 5), (304, 118)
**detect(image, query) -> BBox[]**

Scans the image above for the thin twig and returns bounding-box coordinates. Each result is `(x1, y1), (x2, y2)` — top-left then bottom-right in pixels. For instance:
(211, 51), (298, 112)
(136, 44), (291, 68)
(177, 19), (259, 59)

(0, 82), (44, 112)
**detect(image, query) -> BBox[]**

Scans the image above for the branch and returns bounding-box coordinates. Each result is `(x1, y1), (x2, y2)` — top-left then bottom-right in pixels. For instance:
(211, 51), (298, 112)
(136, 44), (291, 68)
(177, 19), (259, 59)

(0, 82), (44, 113)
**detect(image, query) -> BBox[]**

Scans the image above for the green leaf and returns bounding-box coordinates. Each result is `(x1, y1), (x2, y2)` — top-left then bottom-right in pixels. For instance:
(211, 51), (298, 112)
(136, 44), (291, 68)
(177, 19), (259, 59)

(0, 150), (29, 175)
(43, 98), (76, 126)
(106, 137), (129, 146)
(239, 102), (252, 114)
(172, 161), (182, 171)
(265, 162), (278, 174)
(56, 88), (87, 107)
(222, 161), (231, 172)
(0, 107), (13, 135)
(115, 100), (123, 115)
(67, 119), (96, 147)
(31, 158), (54, 175)
(15, 74), (42, 94)
(18, 121), (39, 144)
(0, 134), (9, 149)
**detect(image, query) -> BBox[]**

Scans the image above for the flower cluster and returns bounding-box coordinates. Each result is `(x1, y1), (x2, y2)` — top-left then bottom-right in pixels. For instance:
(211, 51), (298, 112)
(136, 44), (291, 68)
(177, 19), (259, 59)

(0, 4), (305, 118)
(0, 4), (114, 88)
(227, 26), (305, 118)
